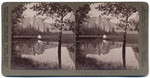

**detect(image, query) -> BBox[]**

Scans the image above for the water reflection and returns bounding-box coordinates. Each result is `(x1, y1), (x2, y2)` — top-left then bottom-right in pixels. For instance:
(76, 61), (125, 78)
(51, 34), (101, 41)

(76, 39), (139, 70)
(11, 39), (75, 70)
(12, 39), (139, 70)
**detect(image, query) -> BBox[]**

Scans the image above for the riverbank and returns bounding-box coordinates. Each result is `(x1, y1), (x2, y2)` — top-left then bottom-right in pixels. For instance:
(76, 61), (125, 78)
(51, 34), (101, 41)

(12, 35), (75, 43)
(78, 34), (138, 44)
(12, 34), (138, 44)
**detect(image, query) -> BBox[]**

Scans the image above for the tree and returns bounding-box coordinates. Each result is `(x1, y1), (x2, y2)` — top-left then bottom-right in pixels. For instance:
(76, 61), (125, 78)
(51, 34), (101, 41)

(75, 4), (91, 64)
(31, 3), (72, 31)
(64, 20), (75, 31)
(11, 4), (27, 36)
(31, 3), (72, 68)
(76, 4), (91, 36)
(95, 3), (137, 68)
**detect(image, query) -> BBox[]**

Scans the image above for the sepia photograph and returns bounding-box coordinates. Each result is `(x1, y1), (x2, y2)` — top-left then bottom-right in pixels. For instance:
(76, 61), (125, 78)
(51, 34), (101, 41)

(2, 1), (148, 76)
(11, 2), (139, 70)
(11, 3), (75, 70)
(76, 3), (139, 70)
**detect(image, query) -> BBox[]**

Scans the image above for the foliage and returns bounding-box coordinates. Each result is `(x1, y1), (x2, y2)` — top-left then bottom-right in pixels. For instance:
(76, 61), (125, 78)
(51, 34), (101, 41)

(76, 3), (138, 36)
(80, 25), (117, 35)
(16, 27), (40, 36)
(11, 4), (27, 36)
(64, 20), (75, 31)
(31, 3), (73, 30)
(95, 3), (137, 30)
(76, 4), (91, 35)
(12, 3), (74, 36)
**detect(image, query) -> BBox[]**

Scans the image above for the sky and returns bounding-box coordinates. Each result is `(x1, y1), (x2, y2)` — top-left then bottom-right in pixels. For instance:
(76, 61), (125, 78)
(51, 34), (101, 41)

(22, 3), (138, 24)
(87, 3), (139, 23)
(23, 3), (75, 24)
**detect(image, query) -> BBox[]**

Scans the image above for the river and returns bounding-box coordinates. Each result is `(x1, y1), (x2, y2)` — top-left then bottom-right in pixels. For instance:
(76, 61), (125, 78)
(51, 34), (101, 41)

(11, 39), (75, 70)
(11, 38), (139, 70)
(76, 39), (139, 70)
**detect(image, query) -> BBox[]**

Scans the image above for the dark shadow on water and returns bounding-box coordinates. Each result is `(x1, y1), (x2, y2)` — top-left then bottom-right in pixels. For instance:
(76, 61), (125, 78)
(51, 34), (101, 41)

(76, 56), (127, 70)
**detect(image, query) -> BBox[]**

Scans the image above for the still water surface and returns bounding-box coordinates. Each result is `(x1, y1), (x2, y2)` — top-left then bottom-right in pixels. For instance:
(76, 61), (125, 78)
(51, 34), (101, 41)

(76, 39), (139, 70)
(11, 39), (139, 70)
(11, 39), (75, 70)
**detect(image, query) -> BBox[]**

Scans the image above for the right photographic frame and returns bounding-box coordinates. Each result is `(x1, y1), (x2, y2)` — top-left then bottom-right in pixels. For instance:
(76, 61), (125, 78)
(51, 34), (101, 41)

(75, 2), (140, 70)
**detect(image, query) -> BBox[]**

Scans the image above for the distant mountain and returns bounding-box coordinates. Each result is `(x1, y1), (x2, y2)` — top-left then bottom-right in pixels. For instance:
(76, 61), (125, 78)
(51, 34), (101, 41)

(87, 17), (117, 32)
(87, 16), (138, 33)
(22, 17), (59, 33)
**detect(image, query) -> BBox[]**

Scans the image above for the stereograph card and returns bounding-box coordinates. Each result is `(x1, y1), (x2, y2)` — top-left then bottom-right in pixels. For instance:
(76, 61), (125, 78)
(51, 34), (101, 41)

(2, 2), (148, 76)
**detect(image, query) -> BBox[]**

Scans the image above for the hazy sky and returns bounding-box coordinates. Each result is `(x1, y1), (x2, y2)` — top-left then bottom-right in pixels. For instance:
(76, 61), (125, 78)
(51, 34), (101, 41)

(23, 3), (74, 24)
(87, 3), (139, 23)
(22, 3), (138, 24)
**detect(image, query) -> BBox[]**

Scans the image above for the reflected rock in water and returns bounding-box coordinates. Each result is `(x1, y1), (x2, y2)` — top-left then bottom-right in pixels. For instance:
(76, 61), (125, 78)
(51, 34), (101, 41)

(21, 47), (75, 70)
(77, 39), (139, 70)
(86, 47), (139, 69)
(102, 39), (107, 43)
(61, 47), (75, 70)
(80, 40), (122, 55)
(21, 47), (58, 69)
(12, 40), (75, 70)
(15, 41), (58, 55)
(37, 40), (43, 44)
